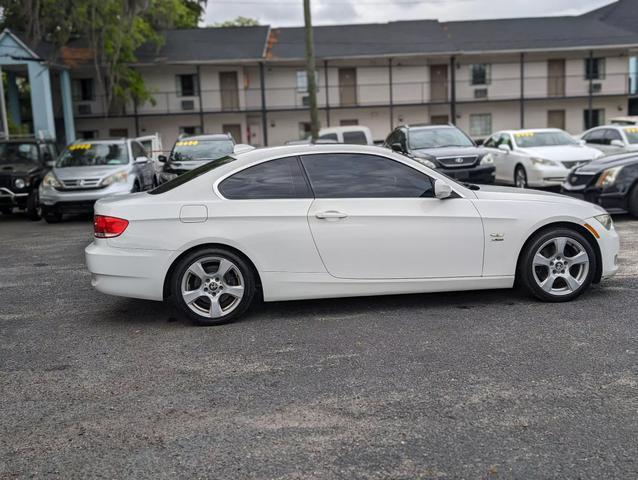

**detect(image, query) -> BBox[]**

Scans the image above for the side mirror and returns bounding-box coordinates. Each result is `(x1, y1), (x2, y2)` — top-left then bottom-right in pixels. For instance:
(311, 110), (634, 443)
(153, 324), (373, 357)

(391, 142), (404, 153)
(611, 139), (625, 147)
(579, 139), (587, 146)
(135, 156), (149, 164)
(158, 155), (167, 163)
(434, 179), (453, 199)
(498, 144), (511, 153)
(46, 160), (56, 168)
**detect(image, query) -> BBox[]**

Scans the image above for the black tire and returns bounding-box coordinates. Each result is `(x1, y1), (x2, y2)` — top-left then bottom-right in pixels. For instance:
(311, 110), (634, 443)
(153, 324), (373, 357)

(131, 181), (141, 193)
(26, 190), (42, 221)
(627, 184), (638, 218)
(519, 228), (596, 303)
(514, 165), (528, 189)
(42, 208), (63, 224)
(171, 248), (256, 326)
(0, 207), (12, 215)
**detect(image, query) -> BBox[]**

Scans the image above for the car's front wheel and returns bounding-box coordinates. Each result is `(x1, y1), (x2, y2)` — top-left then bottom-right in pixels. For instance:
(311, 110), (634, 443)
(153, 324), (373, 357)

(515, 165), (528, 188)
(171, 248), (256, 326)
(26, 190), (42, 221)
(519, 228), (596, 302)
(627, 184), (638, 218)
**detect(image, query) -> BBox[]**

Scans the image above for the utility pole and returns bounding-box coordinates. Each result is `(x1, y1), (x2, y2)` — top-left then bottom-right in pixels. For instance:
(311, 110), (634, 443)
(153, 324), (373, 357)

(304, 0), (320, 140)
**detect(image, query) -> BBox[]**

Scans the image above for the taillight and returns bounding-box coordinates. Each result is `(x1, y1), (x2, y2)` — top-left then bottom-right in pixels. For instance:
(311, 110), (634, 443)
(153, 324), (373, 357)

(94, 215), (129, 238)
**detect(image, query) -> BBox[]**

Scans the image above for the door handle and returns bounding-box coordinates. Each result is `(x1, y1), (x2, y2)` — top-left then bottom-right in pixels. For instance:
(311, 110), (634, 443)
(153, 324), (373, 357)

(315, 210), (348, 220)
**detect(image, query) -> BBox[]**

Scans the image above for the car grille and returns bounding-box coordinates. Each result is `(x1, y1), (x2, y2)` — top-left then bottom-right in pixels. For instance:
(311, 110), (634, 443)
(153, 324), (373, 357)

(59, 178), (102, 190)
(0, 176), (12, 189)
(437, 155), (478, 168)
(562, 160), (588, 169)
(567, 172), (597, 187)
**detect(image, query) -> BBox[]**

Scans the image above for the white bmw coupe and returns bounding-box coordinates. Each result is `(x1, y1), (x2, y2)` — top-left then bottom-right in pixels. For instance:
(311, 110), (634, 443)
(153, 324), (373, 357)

(85, 144), (619, 325)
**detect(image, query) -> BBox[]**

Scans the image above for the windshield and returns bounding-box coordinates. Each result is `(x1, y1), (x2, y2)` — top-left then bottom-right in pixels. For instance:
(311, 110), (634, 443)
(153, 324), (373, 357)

(514, 131), (578, 148)
(150, 155), (236, 194)
(170, 139), (234, 162)
(57, 143), (129, 167)
(0, 142), (40, 165)
(408, 127), (473, 150)
(624, 127), (638, 144)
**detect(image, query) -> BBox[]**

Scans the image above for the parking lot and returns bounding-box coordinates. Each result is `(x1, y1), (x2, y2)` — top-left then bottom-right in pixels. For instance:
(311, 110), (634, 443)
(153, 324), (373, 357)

(1, 213), (637, 479)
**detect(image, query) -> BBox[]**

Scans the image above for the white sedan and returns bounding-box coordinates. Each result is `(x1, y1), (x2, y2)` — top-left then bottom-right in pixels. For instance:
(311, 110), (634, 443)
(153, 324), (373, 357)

(483, 129), (603, 188)
(85, 144), (619, 326)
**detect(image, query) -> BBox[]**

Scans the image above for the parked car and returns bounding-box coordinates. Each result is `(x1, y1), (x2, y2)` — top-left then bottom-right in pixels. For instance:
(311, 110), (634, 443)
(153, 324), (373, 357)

(609, 116), (638, 126)
(158, 133), (235, 183)
(318, 126), (374, 145)
(86, 144), (618, 326)
(39, 138), (155, 223)
(383, 124), (495, 184)
(0, 137), (58, 220)
(136, 133), (164, 182)
(562, 152), (638, 217)
(483, 128), (603, 188)
(579, 125), (638, 155)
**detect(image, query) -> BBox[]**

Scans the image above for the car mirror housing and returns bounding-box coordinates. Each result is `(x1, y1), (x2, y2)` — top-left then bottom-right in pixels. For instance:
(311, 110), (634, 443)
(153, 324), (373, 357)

(611, 139), (624, 147)
(158, 155), (167, 163)
(135, 156), (149, 164)
(498, 144), (511, 153)
(434, 179), (453, 199)
(391, 142), (405, 153)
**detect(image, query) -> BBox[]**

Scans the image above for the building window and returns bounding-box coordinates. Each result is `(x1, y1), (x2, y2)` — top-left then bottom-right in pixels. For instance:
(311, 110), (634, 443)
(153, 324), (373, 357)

(179, 126), (202, 135)
(469, 113), (492, 137)
(471, 64), (491, 85)
(78, 130), (98, 139)
(298, 122), (311, 139)
(72, 78), (94, 101)
(340, 119), (358, 126)
(109, 128), (128, 138)
(296, 70), (308, 93)
(585, 58), (605, 80)
(584, 109), (605, 130)
(176, 74), (198, 96)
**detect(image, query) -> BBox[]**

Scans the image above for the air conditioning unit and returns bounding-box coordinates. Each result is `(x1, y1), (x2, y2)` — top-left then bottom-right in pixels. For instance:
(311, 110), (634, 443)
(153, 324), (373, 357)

(181, 100), (195, 110)
(474, 88), (488, 99)
(77, 104), (92, 115)
(590, 83), (602, 93)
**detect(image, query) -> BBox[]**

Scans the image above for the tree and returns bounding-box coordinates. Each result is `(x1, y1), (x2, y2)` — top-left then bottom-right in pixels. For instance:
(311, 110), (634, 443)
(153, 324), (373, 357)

(214, 16), (260, 28)
(0, 0), (207, 109)
(303, 0), (319, 140)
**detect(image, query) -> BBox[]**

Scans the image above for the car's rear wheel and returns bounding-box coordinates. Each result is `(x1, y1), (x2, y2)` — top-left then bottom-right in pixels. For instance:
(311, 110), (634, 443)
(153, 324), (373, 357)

(171, 248), (256, 326)
(520, 228), (596, 302)
(627, 184), (638, 218)
(515, 165), (528, 188)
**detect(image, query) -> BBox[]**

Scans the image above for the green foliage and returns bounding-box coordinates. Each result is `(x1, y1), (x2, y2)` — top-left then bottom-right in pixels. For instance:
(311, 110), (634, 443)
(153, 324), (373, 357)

(214, 16), (260, 28)
(0, 0), (206, 108)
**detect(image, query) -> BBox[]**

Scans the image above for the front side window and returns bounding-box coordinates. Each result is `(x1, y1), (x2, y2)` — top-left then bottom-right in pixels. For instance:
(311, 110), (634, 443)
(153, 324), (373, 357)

(57, 142), (129, 167)
(408, 127), (474, 149)
(0, 142), (40, 165)
(319, 133), (338, 142)
(219, 156), (311, 199)
(170, 139), (234, 162)
(483, 134), (498, 148)
(604, 129), (622, 143)
(513, 131), (578, 148)
(342, 131), (367, 145)
(471, 64), (491, 85)
(469, 114), (492, 137)
(583, 129), (605, 144)
(131, 142), (147, 159)
(301, 153), (434, 198)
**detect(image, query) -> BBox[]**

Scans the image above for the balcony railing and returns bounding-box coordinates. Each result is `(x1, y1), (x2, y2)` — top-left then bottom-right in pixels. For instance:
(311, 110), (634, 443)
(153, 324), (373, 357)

(72, 72), (634, 117)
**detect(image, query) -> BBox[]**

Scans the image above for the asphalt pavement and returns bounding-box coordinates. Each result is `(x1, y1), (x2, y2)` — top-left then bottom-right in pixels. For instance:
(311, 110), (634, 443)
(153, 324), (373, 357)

(1, 212), (637, 479)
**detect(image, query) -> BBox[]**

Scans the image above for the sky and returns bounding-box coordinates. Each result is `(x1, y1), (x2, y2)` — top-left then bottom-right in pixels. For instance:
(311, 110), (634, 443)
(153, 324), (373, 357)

(203, 0), (615, 27)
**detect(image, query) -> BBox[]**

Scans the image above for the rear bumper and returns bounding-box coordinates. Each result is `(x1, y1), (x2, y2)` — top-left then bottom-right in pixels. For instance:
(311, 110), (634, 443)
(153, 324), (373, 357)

(440, 164), (495, 184)
(85, 241), (173, 301)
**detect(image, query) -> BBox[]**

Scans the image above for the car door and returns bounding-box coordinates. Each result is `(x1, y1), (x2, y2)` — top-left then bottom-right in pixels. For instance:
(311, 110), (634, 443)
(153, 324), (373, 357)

(302, 152), (484, 279)
(500, 133), (523, 184)
(603, 128), (626, 153)
(131, 141), (153, 188)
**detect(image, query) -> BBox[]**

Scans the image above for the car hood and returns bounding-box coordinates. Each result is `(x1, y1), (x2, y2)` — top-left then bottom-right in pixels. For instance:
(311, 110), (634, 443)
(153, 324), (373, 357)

(412, 146), (484, 158)
(518, 145), (602, 161)
(473, 184), (603, 210)
(574, 152), (638, 173)
(53, 165), (129, 180)
(0, 163), (41, 175)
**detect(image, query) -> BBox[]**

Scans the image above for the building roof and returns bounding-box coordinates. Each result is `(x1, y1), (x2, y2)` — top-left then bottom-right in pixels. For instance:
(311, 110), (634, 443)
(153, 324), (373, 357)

(583, 0), (638, 34)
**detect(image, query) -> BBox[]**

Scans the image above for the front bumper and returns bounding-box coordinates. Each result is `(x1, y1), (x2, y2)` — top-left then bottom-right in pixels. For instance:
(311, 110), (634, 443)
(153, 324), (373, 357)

(439, 164), (495, 184)
(562, 185), (627, 213)
(0, 187), (29, 208)
(526, 165), (572, 188)
(40, 181), (133, 214)
(85, 240), (173, 301)
(587, 217), (620, 280)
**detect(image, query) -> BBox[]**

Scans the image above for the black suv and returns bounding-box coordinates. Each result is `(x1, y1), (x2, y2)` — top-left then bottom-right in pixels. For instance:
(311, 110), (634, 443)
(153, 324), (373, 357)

(384, 124), (495, 184)
(158, 133), (235, 183)
(0, 138), (58, 220)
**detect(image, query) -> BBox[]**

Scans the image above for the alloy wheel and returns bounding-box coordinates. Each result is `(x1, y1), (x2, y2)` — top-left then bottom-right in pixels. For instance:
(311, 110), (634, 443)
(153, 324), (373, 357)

(180, 256), (245, 318)
(515, 168), (527, 188)
(531, 236), (590, 296)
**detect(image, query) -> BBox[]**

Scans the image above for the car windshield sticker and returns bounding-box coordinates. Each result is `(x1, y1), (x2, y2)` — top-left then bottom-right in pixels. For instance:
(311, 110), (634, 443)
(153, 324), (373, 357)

(176, 140), (199, 147)
(69, 144), (93, 151)
(514, 132), (535, 137)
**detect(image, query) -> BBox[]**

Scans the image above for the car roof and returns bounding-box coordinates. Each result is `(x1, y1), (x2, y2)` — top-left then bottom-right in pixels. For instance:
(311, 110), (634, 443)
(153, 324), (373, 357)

(176, 134), (232, 142)
(398, 123), (455, 130)
(231, 143), (394, 165)
(319, 126), (371, 134)
(499, 128), (566, 135)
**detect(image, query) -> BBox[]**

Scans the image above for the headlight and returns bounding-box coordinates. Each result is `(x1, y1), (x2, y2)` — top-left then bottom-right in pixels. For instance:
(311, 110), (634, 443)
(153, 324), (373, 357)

(594, 214), (613, 230)
(101, 171), (129, 186)
(595, 166), (623, 189)
(480, 154), (494, 165)
(14, 178), (26, 189)
(530, 157), (558, 166)
(41, 172), (61, 188)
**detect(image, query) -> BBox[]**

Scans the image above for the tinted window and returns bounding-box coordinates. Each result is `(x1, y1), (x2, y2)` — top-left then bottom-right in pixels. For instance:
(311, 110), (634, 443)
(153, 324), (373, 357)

(0, 142), (40, 165)
(319, 133), (338, 141)
(150, 156), (236, 195)
(131, 142), (146, 159)
(171, 139), (234, 162)
(584, 129), (605, 144)
(342, 131), (367, 145)
(604, 129), (622, 142)
(483, 135), (497, 148)
(408, 127), (473, 149)
(219, 156), (312, 200)
(301, 153), (434, 198)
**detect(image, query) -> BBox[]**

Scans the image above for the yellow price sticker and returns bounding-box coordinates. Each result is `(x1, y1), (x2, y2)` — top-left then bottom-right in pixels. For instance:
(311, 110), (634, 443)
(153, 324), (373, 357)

(69, 143), (92, 150)
(624, 127), (638, 134)
(176, 140), (199, 147)
(514, 132), (535, 137)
